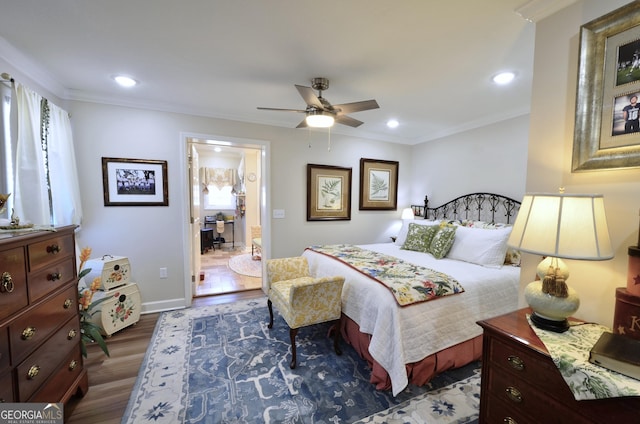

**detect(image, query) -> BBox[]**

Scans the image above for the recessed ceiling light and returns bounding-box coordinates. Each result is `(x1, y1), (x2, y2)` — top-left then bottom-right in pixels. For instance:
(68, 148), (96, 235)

(492, 72), (516, 85)
(113, 75), (138, 88)
(387, 119), (399, 129)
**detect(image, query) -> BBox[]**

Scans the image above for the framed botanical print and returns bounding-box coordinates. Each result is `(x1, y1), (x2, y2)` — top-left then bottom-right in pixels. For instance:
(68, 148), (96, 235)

(359, 158), (398, 210)
(307, 164), (352, 221)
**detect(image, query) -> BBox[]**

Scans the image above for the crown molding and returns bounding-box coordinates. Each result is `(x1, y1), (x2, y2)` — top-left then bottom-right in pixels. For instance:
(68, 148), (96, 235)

(515, 0), (580, 22)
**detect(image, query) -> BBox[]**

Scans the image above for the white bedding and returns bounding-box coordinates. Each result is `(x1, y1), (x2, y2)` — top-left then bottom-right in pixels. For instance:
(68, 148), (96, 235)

(302, 242), (520, 395)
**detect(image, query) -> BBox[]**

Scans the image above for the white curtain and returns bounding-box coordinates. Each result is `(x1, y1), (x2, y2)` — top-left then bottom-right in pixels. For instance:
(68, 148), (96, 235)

(48, 102), (82, 226)
(13, 83), (49, 225)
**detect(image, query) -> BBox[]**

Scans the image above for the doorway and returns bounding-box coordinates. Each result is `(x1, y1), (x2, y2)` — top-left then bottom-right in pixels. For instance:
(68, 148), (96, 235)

(182, 134), (269, 302)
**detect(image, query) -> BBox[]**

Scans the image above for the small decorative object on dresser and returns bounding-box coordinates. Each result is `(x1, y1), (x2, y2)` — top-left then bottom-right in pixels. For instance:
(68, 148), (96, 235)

(0, 226), (88, 405)
(477, 309), (640, 424)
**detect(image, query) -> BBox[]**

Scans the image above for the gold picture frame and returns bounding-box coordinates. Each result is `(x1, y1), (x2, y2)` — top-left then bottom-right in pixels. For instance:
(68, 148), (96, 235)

(102, 157), (169, 206)
(359, 158), (398, 210)
(307, 164), (352, 221)
(573, 2), (640, 172)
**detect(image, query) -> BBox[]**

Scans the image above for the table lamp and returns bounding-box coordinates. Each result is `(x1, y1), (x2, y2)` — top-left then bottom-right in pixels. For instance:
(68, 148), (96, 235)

(507, 192), (614, 332)
(401, 207), (415, 220)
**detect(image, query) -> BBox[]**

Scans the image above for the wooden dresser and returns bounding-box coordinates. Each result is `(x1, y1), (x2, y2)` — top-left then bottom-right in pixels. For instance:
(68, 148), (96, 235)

(0, 226), (88, 404)
(477, 308), (640, 424)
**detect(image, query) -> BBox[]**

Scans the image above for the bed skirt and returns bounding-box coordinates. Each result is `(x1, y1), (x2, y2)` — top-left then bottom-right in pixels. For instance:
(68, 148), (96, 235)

(340, 313), (482, 391)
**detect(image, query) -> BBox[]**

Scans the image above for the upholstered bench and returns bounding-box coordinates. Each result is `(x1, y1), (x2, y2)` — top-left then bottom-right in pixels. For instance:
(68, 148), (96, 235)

(266, 256), (345, 368)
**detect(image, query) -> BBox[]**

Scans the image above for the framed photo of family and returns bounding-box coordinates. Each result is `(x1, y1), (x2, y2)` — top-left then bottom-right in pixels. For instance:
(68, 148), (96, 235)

(573, 2), (640, 171)
(306, 164), (352, 221)
(359, 158), (398, 210)
(102, 157), (169, 206)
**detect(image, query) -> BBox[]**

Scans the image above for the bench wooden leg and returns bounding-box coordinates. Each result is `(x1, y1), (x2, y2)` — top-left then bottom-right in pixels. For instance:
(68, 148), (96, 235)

(331, 320), (342, 356)
(289, 327), (299, 369)
(267, 299), (274, 329)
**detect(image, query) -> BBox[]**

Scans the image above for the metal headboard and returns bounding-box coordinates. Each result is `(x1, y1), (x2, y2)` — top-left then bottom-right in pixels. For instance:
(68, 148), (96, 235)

(411, 193), (521, 224)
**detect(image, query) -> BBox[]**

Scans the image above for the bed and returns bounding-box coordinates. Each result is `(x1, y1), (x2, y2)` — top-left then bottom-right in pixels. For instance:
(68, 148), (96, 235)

(302, 193), (522, 395)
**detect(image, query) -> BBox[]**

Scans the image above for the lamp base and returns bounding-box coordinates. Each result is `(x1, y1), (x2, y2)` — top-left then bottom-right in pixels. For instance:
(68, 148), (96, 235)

(529, 311), (570, 333)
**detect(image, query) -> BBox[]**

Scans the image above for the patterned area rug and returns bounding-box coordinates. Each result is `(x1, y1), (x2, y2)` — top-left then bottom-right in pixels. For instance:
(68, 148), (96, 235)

(228, 253), (262, 277)
(122, 297), (480, 423)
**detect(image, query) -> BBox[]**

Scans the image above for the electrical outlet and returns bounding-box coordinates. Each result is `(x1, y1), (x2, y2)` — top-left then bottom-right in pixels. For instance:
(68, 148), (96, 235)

(159, 267), (168, 279)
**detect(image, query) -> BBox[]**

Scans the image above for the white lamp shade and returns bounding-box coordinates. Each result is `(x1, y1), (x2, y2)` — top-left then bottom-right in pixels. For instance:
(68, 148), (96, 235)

(401, 208), (415, 220)
(507, 193), (614, 260)
(306, 112), (335, 128)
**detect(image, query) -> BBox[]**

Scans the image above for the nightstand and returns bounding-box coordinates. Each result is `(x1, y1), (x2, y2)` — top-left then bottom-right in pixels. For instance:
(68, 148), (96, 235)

(477, 308), (640, 424)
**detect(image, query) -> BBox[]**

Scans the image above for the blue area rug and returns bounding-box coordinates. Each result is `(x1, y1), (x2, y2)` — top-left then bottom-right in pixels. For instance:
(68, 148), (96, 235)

(122, 297), (479, 423)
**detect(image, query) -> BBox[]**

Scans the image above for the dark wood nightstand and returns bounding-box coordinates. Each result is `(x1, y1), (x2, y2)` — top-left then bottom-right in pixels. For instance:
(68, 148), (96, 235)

(477, 308), (640, 424)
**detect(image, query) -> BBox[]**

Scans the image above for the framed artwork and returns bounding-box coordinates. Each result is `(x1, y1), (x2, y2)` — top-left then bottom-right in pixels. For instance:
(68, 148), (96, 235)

(359, 158), (398, 210)
(573, 2), (640, 171)
(102, 157), (168, 206)
(307, 164), (352, 221)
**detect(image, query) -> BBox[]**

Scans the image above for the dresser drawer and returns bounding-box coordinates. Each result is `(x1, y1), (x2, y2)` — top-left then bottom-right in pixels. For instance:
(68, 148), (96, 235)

(0, 370), (14, 403)
(28, 258), (75, 303)
(29, 347), (83, 403)
(16, 315), (80, 401)
(27, 233), (74, 273)
(0, 325), (9, 374)
(9, 284), (78, 366)
(0, 246), (28, 321)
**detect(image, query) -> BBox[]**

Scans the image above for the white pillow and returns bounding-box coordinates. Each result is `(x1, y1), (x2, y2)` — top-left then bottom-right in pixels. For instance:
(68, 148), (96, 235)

(446, 226), (512, 268)
(395, 219), (440, 246)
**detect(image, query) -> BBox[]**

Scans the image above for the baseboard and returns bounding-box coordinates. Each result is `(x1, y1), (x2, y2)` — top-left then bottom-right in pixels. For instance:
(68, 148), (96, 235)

(140, 298), (188, 314)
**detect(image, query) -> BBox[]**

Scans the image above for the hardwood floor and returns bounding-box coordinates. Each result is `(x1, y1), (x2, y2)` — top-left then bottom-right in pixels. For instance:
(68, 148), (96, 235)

(65, 258), (264, 423)
(196, 246), (262, 296)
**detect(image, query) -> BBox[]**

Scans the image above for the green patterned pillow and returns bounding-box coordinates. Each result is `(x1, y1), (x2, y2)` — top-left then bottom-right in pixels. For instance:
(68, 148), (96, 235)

(429, 225), (457, 259)
(401, 224), (439, 252)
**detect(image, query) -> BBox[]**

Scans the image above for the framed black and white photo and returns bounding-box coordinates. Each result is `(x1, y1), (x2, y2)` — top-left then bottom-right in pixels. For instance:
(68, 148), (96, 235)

(102, 157), (168, 206)
(359, 158), (398, 210)
(573, 2), (640, 171)
(307, 164), (352, 221)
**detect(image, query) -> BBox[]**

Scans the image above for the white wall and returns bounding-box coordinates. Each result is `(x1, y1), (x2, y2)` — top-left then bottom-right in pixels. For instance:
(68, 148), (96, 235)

(525, 0), (639, 327)
(409, 114), (529, 206)
(68, 101), (415, 311)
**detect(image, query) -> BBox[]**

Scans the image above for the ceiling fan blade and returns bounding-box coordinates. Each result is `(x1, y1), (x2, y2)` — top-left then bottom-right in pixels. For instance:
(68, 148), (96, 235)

(335, 115), (364, 128)
(257, 107), (306, 113)
(296, 118), (308, 129)
(295, 85), (324, 109)
(333, 99), (379, 114)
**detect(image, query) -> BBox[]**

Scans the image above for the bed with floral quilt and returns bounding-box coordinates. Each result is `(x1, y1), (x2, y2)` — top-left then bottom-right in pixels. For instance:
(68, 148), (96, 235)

(302, 192), (522, 396)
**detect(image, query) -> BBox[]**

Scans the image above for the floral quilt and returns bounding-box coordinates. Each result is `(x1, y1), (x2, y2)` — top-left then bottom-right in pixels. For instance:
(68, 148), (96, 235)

(306, 244), (464, 306)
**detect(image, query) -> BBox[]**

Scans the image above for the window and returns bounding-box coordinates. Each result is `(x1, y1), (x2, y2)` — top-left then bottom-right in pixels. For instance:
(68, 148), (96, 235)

(204, 184), (234, 209)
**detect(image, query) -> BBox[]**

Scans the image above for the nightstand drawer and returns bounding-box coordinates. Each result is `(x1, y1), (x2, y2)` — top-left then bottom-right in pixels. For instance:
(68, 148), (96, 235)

(488, 335), (564, 393)
(487, 368), (588, 424)
(29, 348), (83, 403)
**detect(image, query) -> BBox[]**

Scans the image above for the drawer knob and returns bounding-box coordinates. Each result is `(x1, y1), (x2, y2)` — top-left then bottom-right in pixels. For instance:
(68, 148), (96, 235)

(505, 386), (523, 403)
(48, 272), (62, 281)
(503, 418), (518, 424)
(63, 298), (73, 309)
(27, 365), (40, 379)
(0, 272), (14, 293)
(21, 326), (36, 340)
(68, 329), (77, 339)
(47, 244), (61, 254)
(507, 355), (525, 371)
(68, 360), (77, 370)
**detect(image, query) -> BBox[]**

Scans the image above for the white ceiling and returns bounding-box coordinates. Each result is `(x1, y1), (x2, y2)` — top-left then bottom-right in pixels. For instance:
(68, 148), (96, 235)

(0, 1), (573, 145)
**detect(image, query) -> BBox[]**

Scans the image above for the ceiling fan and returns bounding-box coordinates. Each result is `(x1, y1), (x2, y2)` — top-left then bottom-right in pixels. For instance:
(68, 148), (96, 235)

(257, 77), (379, 128)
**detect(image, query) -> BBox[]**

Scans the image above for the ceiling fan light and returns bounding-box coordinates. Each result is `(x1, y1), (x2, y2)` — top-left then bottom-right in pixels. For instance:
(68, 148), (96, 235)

(306, 112), (335, 128)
